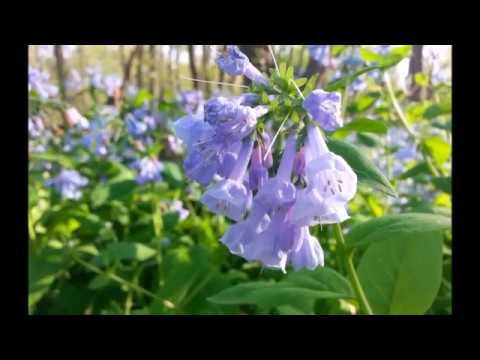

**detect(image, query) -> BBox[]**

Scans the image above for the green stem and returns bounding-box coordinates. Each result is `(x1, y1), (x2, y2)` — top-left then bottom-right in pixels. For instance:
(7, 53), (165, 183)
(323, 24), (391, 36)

(383, 72), (416, 138)
(72, 253), (164, 304)
(332, 223), (374, 315)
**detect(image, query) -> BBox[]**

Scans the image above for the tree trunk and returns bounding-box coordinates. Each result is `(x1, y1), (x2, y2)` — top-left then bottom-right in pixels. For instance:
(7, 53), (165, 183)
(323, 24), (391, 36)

(218, 45), (227, 90)
(175, 46), (181, 92)
(188, 45), (199, 89)
(121, 45), (141, 95)
(202, 45), (211, 95)
(54, 45), (66, 101)
(136, 45), (144, 89)
(158, 46), (164, 101)
(408, 45), (424, 102)
(238, 45), (274, 86)
(119, 45), (126, 68)
(149, 45), (156, 96)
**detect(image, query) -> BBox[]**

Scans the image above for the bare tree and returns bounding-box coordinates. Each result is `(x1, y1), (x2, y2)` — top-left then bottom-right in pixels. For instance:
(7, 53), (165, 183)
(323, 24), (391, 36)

(188, 45), (199, 89)
(408, 45), (424, 102)
(121, 45), (141, 95)
(136, 45), (144, 89)
(202, 45), (211, 95)
(54, 45), (67, 101)
(149, 45), (156, 96)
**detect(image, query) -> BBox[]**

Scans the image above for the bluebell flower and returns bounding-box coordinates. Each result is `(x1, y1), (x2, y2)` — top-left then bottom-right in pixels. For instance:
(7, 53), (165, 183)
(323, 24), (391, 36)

(248, 143), (269, 191)
(65, 107), (90, 130)
(177, 90), (204, 114)
(291, 125), (357, 226)
(45, 169), (88, 200)
(170, 200), (190, 220)
(307, 45), (331, 67)
(216, 45), (268, 85)
(303, 89), (343, 131)
(103, 75), (121, 97)
(131, 156), (164, 185)
(126, 113), (148, 137)
(29, 66), (58, 100)
(86, 65), (103, 88)
(66, 69), (83, 92)
(200, 137), (253, 221)
(28, 116), (44, 139)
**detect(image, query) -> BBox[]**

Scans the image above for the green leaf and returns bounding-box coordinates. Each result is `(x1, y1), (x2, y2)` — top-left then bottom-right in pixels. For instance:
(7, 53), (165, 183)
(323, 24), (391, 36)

(30, 152), (75, 168)
(345, 213), (451, 248)
(359, 48), (381, 63)
(88, 274), (112, 289)
(432, 176), (451, 194)
(162, 161), (183, 186)
(286, 65), (294, 80)
(423, 102), (451, 119)
(398, 161), (431, 180)
(278, 62), (287, 77)
(101, 242), (157, 263)
(294, 77), (307, 87)
(423, 136), (451, 166)
(334, 118), (388, 138)
(208, 267), (353, 313)
(331, 45), (348, 57)
(415, 73), (428, 87)
(327, 138), (396, 197)
(358, 231), (443, 314)
(325, 66), (379, 92)
(303, 74), (319, 96)
(133, 89), (153, 108)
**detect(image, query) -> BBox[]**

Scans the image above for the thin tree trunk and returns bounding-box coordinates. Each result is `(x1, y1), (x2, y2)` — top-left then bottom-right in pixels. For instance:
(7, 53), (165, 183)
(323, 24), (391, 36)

(149, 45), (156, 96)
(188, 45), (199, 89)
(408, 45), (424, 102)
(202, 45), (211, 95)
(158, 46), (165, 101)
(175, 46), (181, 92)
(136, 45), (144, 89)
(54, 45), (67, 101)
(168, 45), (174, 94)
(121, 45), (141, 95)
(218, 45), (227, 90)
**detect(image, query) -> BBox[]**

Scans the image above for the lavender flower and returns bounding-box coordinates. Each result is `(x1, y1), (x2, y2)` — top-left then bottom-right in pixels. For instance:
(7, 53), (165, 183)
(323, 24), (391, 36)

(45, 169), (88, 200)
(131, 156), (164, 185)
(126, 113), (148, 137)
(248, 143), (269, 191)
(28, 116), (44, 139)
(291, 125), (357, 226)
(200, 137), (253, 221)
(216, 45), (268, 85)
(103, 75), (121, 97)
(307, 45), (331, 67)
(177, 90), (204, 114)
(303, 89), (343, 131)
(288, 226), (324, 270)
(86, 66), (103, 88)
(66, 69), (83, 92)
(65, 107), (90, 130)
(170, 200), (189, 221)
(28, 66), (58, 100)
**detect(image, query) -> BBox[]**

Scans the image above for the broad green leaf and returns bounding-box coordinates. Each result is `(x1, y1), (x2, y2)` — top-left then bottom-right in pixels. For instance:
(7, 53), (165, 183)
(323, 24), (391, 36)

(208, 267), (353, 313)
(294, 77), (307, 87)
(133, 89), (153, 108)
(30, 152), (74, 168)
(398, 161), (431, 179)
(286, 65), (294, 80)
(345, 213), (451, 248)
(432, 176), (451, 194)
(424, 102), (451, 119)
(358, 231), (443, 314)
(423, 136), (451, 167)
(327, 138), (396, 197)
(88, 274), (112, 289)
(333, 118), (388, 138)
(101, 242), (157, 263)
(279, 62), (287, 77)
(359, 48), (381, 63)
(415, 73), (428, 87)
(325, 66), (379, 92)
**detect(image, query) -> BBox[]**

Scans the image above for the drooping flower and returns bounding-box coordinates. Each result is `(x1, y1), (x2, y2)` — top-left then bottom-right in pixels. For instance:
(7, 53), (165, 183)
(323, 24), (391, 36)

(177, 90), (204, 114)
(200, 137), (253, 221)
(303, 89), (343, 131)
(65, 107), (90, 130)
(28, 66), (58, 100)
(307, 45), (331, 67)
(170, 200), (189, 221)
(288, 226), (324, 270)
(291, 125), (357, 226)
(248, 143), (269, 191)
(131, 156), (164, 185)
(45, 169), (88, 200)
(216, 45), (268, 85)
(126, 113), (148, 137)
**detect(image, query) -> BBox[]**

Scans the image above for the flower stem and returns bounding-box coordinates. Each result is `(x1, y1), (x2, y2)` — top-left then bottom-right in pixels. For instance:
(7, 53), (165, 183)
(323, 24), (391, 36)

(332, 223), (374, 315)
(383, 72), (415, 138)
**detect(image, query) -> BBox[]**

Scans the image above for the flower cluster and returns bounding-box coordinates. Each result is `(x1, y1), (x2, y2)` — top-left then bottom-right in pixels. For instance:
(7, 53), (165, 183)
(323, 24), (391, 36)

(177, 90), (204, 114)
(45, 169), (89, 200)
(307, 45), (331, 67)
(130, 156), (164, 185)
(29, 66), (59, 100)
(174, 46), (358, 273)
